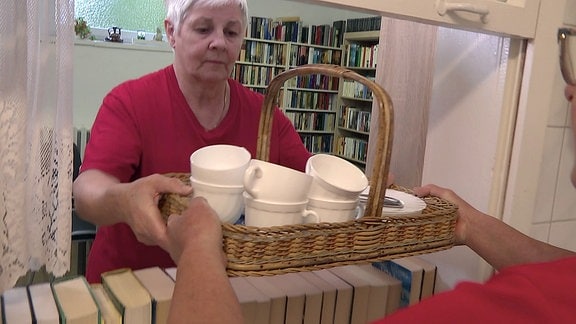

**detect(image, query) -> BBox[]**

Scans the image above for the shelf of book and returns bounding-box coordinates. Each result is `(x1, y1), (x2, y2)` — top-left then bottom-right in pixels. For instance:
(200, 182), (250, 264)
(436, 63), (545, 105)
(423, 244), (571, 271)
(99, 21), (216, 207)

(234, 34), (342, 153)
(334, 28), (380, 170)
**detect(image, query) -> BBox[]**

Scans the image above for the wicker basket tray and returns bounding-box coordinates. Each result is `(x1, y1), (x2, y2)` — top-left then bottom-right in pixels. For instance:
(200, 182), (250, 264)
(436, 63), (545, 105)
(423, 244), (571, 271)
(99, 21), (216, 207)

(160, 64), (457, 276)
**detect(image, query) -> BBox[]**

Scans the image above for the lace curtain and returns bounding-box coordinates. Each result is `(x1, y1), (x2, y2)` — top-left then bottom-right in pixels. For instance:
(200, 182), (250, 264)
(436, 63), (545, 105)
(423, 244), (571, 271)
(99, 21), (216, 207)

(0, 0), (74, 292)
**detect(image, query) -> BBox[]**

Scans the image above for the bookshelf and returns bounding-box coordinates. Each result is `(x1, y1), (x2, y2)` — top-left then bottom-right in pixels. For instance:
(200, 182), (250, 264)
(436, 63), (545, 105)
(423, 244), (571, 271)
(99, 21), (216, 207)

(232, 17), (345, 154)
(335, 30), (380, 170)
(233, 37), (287, 94)
(283, 42), (341, 153)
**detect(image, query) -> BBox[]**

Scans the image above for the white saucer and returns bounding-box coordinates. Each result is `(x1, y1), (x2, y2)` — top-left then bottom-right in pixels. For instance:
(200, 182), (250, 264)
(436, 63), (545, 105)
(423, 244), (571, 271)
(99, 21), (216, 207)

(359, 187), (426, 216)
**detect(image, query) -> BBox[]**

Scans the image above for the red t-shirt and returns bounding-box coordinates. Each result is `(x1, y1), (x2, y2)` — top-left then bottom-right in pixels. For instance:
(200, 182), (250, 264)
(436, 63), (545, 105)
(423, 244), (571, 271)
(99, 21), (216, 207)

(81, 65), (311, 283)
(373, 256), (576, 323)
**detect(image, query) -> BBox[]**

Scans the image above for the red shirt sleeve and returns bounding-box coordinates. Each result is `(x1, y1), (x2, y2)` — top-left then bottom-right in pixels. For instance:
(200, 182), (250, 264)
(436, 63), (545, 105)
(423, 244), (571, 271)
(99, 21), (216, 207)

(372, 256), (576, 323)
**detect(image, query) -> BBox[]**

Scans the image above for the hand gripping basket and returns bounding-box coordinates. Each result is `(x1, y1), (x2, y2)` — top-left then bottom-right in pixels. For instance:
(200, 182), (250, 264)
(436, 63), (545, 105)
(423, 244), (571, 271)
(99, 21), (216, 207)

(160, 64), (457, 276)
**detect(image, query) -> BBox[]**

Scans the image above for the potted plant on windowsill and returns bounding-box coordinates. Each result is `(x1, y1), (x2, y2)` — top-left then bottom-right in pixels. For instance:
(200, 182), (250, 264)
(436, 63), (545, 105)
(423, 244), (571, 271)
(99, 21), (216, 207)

(74, 17), (93, 40)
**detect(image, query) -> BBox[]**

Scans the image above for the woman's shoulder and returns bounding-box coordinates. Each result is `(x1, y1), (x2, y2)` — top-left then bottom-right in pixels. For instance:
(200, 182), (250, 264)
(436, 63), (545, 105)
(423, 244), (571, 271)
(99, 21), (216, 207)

(228, 79), (264, 103)
(110, 65), (175, 95)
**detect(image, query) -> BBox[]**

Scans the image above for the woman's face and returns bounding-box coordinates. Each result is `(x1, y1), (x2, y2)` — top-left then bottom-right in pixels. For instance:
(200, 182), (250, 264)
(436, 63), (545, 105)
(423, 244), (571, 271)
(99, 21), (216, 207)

(167, 3), (245, 83)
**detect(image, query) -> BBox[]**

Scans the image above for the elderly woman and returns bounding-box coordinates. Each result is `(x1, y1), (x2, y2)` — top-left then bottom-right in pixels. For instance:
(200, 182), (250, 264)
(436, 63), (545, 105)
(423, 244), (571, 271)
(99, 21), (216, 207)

(73, 0), (311, 283)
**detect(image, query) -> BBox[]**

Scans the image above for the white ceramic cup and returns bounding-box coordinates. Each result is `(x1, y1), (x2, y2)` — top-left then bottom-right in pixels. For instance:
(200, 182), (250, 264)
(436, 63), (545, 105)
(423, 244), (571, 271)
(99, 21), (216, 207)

(243, 159), (313, 203)
(190, 177), (244, 224)
(306, 154), (369, 201)
(243, 193), (318, 227)
(306, 197), (361, 223)
(190, 144), (251, 186)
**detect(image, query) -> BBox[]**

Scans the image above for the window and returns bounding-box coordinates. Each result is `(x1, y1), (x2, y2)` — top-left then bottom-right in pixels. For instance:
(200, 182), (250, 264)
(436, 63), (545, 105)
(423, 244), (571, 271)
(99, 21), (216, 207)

(75, 0), (166, 33)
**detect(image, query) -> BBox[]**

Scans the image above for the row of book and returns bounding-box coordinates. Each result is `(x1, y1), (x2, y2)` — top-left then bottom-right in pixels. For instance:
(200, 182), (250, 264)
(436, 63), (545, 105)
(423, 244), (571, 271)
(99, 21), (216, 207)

(285, 111), (336, 132)
(345, 43), (379, 69)
(232, 64), (283, 88)
(345, 16), (382, 33)
(0, 257), (436, 324)
(288, 45), (342, 67)
(239, 40), (287, 65)
(341, 79), (374, 101)
(301, 134), (334, 154)
(248, 16), (347, 48)
(338, 105), (372, 133)
(282, 89), (337, 111)
(336, 135), (369, 163)
(285, 74), (340, 92)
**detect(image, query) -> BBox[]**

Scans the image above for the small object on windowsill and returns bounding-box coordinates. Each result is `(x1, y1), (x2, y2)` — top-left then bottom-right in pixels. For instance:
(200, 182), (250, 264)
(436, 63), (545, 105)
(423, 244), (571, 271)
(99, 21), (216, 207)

(105, 37), (124, 43)
(106, 26), (123, 43)
(153, 27), (164, 42)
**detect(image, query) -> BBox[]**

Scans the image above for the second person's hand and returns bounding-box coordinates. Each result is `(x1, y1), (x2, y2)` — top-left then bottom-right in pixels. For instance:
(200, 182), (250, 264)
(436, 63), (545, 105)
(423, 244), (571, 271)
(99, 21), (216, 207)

(115, 173), (193, 248)
(413, 183), (486, 246)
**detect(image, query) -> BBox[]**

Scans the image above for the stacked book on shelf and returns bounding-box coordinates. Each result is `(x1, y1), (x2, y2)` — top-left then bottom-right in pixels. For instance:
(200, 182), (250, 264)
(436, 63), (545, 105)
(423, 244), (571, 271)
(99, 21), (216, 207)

(336, 136), (369, 163)
(285, 74), (340, 92)
(345, 43), (379, 69)
(300, 134), (334, 154)
(339, 105), (371, 133)
(341, 78), (374, 101)
(239, 40), (286, 65)
(345, 16), (382, 33)
(1, 258), (436, 324)
(248, 16), (347, 48)
(283, 89), (336, 111)
(285, 111), (336, 132)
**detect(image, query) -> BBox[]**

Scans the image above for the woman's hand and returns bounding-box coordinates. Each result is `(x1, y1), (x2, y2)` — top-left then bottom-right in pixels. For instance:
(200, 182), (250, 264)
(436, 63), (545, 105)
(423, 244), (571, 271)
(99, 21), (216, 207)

(74, 170), (190, 248)
(117, 174), (193, 248)
(413, 184), (485, 246)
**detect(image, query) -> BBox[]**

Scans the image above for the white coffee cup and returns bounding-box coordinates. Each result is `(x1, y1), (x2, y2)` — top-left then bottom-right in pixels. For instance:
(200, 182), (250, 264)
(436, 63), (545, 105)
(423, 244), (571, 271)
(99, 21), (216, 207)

(306, 197), (361, 223)
(243, 193), (318, 227)
(243, 159), (313, 203)
(306, 154), (369, 201)
(190, 177), (244, 224)
(190, 144), (251, 186)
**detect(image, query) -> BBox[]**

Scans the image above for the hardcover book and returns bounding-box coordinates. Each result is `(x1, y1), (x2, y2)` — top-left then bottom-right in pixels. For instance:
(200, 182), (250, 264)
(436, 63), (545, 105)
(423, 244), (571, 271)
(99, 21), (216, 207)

(1, 286), (33, 323)
(312, 269), (353, 324)
(52, 276), (100, 324)
(328, 265), (371, 324)
(229, 276), (271, 324)
(91, 283), (122, 324)
(101, 268), (152, 324)
(133, 266), (175, 324)
(28, 282), (59, 324)
(298, 271), (337, 324)
(372, 258), (425, 307)
(244, 276), (287, 324)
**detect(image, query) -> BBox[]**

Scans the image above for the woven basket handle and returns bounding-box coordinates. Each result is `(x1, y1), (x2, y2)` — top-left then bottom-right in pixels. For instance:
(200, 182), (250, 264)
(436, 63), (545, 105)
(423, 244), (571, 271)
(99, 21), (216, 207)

(257, 64), (394, 219)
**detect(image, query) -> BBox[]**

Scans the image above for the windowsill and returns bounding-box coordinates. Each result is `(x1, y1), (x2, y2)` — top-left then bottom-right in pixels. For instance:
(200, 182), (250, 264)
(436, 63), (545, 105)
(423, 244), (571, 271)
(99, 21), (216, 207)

(74, 38), (172, 53)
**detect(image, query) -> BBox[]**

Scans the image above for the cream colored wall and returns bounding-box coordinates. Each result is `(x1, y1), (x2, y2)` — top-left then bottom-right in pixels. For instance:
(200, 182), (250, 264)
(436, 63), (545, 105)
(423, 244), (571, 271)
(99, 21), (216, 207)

(73, 41), (173, 128)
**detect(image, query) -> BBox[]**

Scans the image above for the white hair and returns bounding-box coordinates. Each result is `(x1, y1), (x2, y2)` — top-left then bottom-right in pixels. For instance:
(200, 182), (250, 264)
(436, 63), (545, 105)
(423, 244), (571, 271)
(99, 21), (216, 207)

(165, 0), (249, 33)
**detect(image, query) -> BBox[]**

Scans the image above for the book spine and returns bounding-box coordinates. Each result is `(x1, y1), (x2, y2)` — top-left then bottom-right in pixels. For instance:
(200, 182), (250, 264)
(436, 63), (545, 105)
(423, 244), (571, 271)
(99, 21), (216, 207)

(102, 281), (126, 320)
(372, 261), (412, 307)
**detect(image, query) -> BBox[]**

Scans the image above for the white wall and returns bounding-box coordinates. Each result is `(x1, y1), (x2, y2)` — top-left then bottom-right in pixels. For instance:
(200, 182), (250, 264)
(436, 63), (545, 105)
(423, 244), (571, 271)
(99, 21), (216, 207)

(419, 28), (511, 291)
(73, 41), (174, 128)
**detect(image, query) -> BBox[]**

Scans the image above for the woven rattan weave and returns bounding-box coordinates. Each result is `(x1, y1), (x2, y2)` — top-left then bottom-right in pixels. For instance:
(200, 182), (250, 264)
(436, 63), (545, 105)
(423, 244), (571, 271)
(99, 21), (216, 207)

(159, 64), (457, 276)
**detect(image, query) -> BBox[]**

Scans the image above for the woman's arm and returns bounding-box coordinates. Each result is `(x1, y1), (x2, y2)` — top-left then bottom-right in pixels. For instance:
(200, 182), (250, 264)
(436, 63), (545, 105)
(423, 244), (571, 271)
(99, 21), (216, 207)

(165, 198), (244, 324)
(73, 169), (192, 247)
(414, 184), (575, 271)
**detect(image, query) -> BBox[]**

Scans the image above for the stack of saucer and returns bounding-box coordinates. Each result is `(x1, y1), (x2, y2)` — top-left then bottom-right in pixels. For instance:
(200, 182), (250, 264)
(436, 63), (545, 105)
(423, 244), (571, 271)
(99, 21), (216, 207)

(359, 186), (427, 217)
